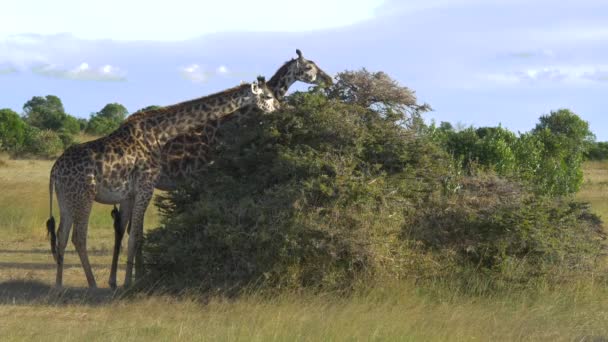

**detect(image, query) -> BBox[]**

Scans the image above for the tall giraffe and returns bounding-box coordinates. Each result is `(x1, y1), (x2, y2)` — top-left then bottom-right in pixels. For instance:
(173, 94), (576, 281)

(46, 77), (280, 289)
(108, 49), (333, 288)
(156, 49), (333, 190)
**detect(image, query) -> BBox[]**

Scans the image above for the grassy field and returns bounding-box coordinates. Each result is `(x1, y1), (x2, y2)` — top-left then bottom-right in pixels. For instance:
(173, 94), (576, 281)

(578, 160), (608, 221)
(0, 157), (607, 341)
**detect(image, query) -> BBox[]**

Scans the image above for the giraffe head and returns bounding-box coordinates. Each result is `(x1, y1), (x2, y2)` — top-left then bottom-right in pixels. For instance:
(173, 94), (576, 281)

(292, 49), (333, 86)
(250, 76), (281, 113)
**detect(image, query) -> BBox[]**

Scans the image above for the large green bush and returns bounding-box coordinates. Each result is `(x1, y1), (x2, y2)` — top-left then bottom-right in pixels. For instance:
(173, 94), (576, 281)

(0, 108), (26, 152)
(16, 126), (64, 158)
(431, 109), (595, 196)
(406, 175), (602, 283)
(436, 125), (517, 175)
(143, 71), (604, 295)
(144, 77), (446, 293)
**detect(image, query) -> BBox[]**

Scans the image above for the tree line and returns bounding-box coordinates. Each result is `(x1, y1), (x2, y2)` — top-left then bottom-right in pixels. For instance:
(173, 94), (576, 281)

(0, 86), (605, 170)
(0, 95), (132, 157)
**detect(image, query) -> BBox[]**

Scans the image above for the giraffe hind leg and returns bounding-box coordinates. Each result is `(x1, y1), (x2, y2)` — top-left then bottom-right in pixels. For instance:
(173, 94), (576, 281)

(109, 201), (132, 289)
(71, 201), (97, 288)
(55, 211), (73, 289)
(124, 187), (154, 288)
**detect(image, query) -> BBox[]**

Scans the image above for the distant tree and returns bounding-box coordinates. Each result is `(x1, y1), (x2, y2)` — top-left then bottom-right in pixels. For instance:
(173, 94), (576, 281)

(97, 103), (129, 122)
(532, 108), (595, 156)
(529, 109), (594, 195)
(61, 115), (81, 135)
(327, 69), (430, 128)
(77, 118), (88, 131)
(438, 121), (453, 132)
(23, 95), (66, 131)
(22, 95), (80, 136)
(0, 108), (26, 152)
(86, 103), (129, 135)
(586, 142), (608, 161)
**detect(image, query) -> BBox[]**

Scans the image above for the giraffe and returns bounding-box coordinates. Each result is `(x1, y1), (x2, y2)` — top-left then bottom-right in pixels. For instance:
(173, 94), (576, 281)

(107, 49), (333, 288)
(46, 76), (280, 289)
(155, 49), (333, 190)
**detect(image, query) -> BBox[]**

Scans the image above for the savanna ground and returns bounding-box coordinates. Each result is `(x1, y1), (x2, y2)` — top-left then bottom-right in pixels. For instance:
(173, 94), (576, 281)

(1, 156), (607, 341)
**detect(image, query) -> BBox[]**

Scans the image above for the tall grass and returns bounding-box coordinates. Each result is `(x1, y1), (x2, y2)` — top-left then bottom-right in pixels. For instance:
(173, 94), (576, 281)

(578, 160), (608, 220)
(1, 281), (608, 341)
(0, 160), (606, 341)
(0, 158), (160, 242)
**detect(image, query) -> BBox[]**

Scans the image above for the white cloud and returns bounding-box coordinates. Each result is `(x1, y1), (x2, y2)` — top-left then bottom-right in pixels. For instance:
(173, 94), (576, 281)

(0, 0), (384, 41)
(0, 64), (18, 75)
(583, 70), (608, 82)
(31, 62), (126, 81)
(377, 0), (607, 15)
(179, 64), (212, 83)
(528, 26), (608, 44)
(483, 65), (608, 85)
(180, 64), (251, 83)
(483, 73), (521, 85)
(506, 49), (555, 60)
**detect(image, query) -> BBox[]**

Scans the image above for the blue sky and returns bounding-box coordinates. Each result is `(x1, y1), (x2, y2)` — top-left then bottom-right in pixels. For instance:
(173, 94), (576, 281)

(1, 0), (607, 139)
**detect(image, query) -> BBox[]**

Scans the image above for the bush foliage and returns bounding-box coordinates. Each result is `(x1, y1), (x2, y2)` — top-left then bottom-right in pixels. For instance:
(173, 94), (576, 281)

(430, 109), (595, 196)
(143, 70), (604, 295)
(86, 103), (129, 135)
(586, 142), (608, 161)
(0, 108), (26, 152)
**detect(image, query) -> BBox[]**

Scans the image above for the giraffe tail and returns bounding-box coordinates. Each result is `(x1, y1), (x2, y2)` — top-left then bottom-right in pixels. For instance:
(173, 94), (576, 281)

(111, 205), (121, 236)
(46, 175), (57, 262)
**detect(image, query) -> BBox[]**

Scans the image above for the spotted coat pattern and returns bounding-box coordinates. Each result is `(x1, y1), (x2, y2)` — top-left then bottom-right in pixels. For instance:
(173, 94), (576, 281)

(47, 78), (280, 289)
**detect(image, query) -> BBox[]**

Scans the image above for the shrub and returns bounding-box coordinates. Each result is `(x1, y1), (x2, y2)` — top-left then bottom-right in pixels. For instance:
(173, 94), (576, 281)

(405, 175), (603, 288)
(143, 75), (604, 296)
(0, 108), (26, 152)
(86, 103), (128, 135)
(586, 142), (608, 161)
(16, 126), (64, 158)
(144, 88), (447, 293)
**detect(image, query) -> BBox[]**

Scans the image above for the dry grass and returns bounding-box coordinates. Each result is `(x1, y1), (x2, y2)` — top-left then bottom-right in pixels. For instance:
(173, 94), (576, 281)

(74, 133), (101, 144)
(0, 160), (607, 341)
(0, 281), (608, 341)
(578, 160), (608, 220)
(0, 158), (160, 241)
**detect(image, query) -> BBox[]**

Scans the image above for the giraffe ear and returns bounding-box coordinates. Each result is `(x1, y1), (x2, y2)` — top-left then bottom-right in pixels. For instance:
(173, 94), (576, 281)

(251, 81), (262, 95)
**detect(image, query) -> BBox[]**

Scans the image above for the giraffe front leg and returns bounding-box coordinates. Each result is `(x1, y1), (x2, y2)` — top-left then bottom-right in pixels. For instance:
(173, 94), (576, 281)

(123, 187), (154, 288)
(109, 199), (132, 289)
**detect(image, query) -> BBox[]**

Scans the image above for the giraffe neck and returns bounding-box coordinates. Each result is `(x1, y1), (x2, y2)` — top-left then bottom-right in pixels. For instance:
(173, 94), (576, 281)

(193, 63), (298, 131)
(131, 84), (252, 147)
(267, 60), (298, 100)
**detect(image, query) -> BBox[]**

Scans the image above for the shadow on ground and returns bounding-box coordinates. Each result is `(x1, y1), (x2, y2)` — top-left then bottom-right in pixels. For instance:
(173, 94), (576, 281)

(0, 249), (111, 256)
(0, 280), (125, 306)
